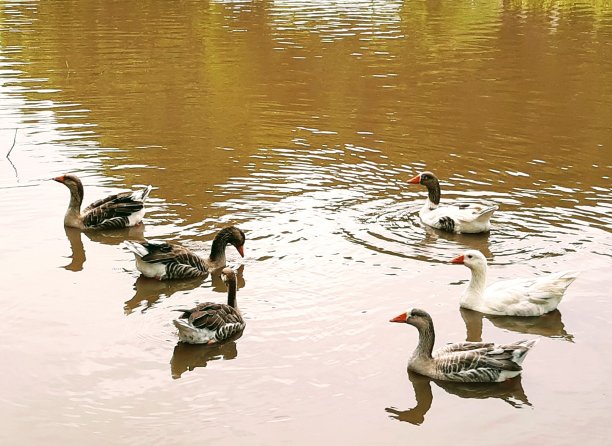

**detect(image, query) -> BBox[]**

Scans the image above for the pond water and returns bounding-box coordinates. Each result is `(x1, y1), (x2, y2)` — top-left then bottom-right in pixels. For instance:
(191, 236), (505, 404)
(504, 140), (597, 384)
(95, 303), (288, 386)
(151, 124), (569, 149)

(0, 1), (611, 444)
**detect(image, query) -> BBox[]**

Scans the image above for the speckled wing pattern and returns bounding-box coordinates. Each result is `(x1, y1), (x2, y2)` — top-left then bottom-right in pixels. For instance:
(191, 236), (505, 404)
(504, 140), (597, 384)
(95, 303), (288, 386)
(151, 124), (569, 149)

(140, 242), (208, 279)
(436, 341), (495, 355)
(180, 303), (245, 342)
(82, 191), (145, 230)
(433, 341), (531, 382)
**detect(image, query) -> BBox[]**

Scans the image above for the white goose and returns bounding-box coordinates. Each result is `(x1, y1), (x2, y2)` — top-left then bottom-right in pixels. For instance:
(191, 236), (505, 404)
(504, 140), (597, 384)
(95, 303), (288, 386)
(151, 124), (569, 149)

(451, 250), (579, 317)
(390, 308), (537, 383)
(407, 171), (497, 233)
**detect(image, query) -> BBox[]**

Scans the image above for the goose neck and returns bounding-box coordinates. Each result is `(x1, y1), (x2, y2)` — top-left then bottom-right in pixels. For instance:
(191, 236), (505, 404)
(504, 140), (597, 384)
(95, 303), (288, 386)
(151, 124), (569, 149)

(226, 280), (238, 308)
(210, 233), (230, 263)
(461, 264), (488, 308)
(67, 186), (83, 213)
(425, 180), (441, 206)
(412, 321), (435, 360)
(467, 264), (487, 293)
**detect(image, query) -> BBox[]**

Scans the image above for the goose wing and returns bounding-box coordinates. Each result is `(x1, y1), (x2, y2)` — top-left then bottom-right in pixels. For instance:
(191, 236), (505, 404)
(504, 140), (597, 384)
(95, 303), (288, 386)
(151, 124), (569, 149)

(187, 303), (242, 329)
(484, 273), (578, 314)
(434, 344), (524, 382)
(83, 186), (151, 212)
(181, 303), (244, 342)
(82, 193), (143, 229)
(451, 203), (498, 223)
(436, 341), (495, 355)
(82, 187), (152, 229)
(138, 242), (208, 278)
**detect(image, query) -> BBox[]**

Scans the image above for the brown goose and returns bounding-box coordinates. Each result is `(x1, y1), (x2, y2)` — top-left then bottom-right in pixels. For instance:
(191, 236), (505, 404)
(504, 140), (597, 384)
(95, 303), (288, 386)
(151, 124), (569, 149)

(173, 267), (245, 344)
(53, 174), (152, 230)
(390, 308), (537, 382)
(124, 226), (245, 280)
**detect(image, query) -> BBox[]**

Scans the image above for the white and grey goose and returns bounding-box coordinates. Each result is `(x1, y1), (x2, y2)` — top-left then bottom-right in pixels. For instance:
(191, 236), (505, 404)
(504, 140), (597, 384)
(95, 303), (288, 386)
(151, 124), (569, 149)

(124, 226), (245, 280)
(451, 250), (579, 317)
(173, 267), (245, 344)
(53, 174), (152, 230)
(407, 171), (497, 233)
(390, 308), (537, 383)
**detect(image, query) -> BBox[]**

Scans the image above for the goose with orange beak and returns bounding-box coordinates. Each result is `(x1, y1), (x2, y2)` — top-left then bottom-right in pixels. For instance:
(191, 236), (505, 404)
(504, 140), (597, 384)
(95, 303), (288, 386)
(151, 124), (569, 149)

(390, 308), (538, 382)
(407, 171), (497, 233)
(451, 250), (578, 316)
(53, 173), (152, 230)
(124, 226), (245, 280)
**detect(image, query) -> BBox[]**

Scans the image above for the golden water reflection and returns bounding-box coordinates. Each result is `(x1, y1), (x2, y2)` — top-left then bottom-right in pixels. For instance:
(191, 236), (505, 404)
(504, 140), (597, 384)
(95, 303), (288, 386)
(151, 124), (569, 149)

(0, 0), (610, 444)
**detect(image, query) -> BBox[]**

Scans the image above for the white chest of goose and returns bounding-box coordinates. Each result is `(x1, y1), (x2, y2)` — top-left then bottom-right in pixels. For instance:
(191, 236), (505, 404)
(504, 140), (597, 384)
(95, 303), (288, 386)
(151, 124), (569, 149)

(407, 172), (497, 234)
(451, 250), (579, 317)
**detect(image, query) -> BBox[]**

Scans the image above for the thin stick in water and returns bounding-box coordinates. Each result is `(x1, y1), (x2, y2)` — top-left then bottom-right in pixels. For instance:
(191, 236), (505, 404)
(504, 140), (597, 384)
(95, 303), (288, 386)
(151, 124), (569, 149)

(6, 128), (17, 158)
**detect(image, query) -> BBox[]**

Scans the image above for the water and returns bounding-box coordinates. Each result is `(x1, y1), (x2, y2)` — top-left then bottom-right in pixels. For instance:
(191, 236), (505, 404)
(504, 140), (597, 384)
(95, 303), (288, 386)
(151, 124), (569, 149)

(1, 1), (611, 444)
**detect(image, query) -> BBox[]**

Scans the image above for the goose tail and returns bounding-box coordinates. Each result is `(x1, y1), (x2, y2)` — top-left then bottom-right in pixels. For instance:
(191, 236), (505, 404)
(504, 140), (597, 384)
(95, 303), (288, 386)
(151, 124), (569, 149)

(475, 204), (499, 221)
(123, 240), (149, 258)
(131, 185), (153, 202)
(510, 338), (539, 365)
(173, 318), (204, 344)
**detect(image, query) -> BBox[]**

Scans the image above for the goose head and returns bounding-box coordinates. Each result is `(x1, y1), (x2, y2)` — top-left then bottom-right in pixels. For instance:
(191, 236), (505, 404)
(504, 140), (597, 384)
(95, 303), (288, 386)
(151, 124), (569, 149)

(215, 226), (246, 257)
(221, 266), (237, 286)
(390, 308), (432, 329)
(451, 250), (488, 271)
(407, 171), (439, 187)
(227, 226), (246, 257)
(53, 173), (84, 198)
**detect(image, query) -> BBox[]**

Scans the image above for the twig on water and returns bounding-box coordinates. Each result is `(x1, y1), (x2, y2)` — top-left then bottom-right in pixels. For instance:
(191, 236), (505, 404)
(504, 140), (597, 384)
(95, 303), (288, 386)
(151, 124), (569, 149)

(6, 128), (17, 158)
(4, 128), (19, 180)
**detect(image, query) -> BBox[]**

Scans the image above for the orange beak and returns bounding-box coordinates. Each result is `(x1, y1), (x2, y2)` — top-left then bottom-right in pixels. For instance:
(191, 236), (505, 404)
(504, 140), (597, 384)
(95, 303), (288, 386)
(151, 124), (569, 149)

(52, 175), (65, 183)
(236, 245), (244, 258)
(407, 174), (421, 184)
(390, 312), (407, 323)
(451, 255), (465, 264)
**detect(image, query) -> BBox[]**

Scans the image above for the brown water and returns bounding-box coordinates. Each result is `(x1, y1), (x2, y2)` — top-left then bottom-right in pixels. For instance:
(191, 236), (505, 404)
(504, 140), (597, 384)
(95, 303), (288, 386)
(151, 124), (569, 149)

(1, 1), (611, 444)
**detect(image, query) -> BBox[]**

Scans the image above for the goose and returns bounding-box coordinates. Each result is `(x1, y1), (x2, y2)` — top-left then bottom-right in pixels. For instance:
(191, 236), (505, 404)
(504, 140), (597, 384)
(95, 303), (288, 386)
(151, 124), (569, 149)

(390, 308), (537, 382)
(407, 171), (497, 233)
(53, 174), (152, 230)
(124, 226), (245, 280)
(173, 267), (245, 344)
(451, 250), (578, 317)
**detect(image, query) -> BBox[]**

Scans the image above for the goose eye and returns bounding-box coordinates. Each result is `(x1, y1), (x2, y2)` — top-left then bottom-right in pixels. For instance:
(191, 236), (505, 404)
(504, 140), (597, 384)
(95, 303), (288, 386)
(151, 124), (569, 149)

(467, 255), (472, 258)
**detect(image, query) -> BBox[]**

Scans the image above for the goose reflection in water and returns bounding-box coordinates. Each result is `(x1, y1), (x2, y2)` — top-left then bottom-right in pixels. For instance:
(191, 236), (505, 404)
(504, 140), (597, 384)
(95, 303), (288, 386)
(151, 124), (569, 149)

(386, 371), (530, 425)
(84, 223), (145, 245)
(419, 223), (493, 260)
(170, 340), (239, 379)
(460, 307), (574, 343)
(63, 227), (86, 271)
(124, 275), (207, 314)
(62, 224), (146, 272)
(124, 264), (246, 314)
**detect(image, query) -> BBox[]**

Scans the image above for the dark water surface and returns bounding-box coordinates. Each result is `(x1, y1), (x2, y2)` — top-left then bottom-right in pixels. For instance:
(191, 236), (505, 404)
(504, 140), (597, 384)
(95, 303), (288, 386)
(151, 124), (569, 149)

(1, 1), (611, 444)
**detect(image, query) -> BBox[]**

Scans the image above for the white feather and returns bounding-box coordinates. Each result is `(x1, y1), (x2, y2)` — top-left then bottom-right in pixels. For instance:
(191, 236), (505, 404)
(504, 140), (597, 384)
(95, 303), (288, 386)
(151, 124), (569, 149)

(123, 241), (167, 279)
